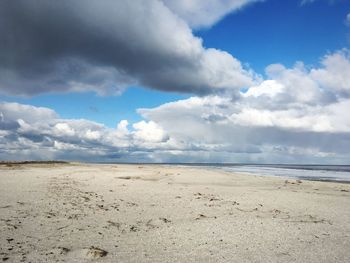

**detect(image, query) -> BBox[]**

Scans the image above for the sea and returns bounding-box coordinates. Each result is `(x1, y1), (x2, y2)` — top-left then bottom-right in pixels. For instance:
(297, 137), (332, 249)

(174, 163), (350, 183)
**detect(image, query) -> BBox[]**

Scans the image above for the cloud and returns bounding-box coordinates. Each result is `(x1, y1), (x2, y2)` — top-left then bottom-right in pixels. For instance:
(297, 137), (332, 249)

(132, 121), (169, 143)
(138, 96), (350, 163)
(1, 0), (349, 165)
(244, 49), (350, 108)
(136, 49), (350, 163)
(0, 101), (172, 161)
(0, 102), (57, 123)
(162, 0), (258, 29)
(310, 50), (350, 96)
(346, 12), (350, 26)
(0, 0), (256, 96)
(1, 50), (349, 163)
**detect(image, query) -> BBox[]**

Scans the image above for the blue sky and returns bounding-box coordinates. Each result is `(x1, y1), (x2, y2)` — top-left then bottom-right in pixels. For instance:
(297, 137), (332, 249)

(1, 0), (349, 128)
(0, 0), (350, 163)
(197, 0), (350, 73)
(0, 87), (187, 127)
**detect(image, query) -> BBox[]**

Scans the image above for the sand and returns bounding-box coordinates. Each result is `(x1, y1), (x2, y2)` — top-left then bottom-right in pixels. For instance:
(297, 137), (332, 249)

(0, 163), (349, 262)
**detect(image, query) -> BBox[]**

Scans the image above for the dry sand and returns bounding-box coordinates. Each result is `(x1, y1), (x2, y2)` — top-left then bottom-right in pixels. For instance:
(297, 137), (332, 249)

(0, 163), (349, 262)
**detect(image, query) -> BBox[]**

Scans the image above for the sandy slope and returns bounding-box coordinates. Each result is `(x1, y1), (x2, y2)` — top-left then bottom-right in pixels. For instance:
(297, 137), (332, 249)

(0, 163), (349, 262)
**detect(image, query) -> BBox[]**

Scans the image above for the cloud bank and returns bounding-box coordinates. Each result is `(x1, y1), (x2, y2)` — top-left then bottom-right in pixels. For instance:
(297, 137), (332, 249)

(0, 101), (171, 162)
(0, 0), (256, 96)
(0, 1), (349, 163)
(1, 50), (350, 163)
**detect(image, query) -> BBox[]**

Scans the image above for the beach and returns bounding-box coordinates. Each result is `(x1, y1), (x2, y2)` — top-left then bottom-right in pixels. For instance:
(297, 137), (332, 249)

(0, 163), (349, 262)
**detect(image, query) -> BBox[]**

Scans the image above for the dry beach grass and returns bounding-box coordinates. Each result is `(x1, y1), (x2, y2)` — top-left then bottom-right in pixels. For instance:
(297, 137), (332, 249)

(0, 163), (349, 262)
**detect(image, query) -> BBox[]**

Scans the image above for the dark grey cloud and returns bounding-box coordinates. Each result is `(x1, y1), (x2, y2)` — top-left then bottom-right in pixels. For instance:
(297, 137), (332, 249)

(0, 120), (19, 131)
(0, 0), (254, 96)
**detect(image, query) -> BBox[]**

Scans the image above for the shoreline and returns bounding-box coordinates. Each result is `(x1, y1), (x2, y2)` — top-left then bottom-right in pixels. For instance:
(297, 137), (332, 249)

(180, 165), (350, 184)
(1, 161), (349, 184)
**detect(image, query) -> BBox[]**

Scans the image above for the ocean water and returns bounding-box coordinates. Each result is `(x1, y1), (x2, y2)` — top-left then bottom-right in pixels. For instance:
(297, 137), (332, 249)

(179, 164), (350, 183)
(218, 164), (350, 183)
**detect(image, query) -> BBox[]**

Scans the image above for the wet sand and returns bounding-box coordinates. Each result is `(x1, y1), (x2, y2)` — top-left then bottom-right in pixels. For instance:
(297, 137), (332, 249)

(0, 163), (349, 262)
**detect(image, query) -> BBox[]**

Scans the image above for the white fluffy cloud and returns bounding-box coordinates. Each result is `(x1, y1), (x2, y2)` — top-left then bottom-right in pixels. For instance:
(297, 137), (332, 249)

(243, 80), (284, 98)
(138, 97), (350, 163)
(133, 121), (169, 143)
(244, 50), (350, 107)
(310, 50), (350, 96)
(136, 49), (350, 163)
(0, 102), (171, 161)
(0, 102), (57, 123)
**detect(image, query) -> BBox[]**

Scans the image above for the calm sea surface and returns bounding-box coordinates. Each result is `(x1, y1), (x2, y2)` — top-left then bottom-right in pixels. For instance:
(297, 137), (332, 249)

(176, 164), (350, 183)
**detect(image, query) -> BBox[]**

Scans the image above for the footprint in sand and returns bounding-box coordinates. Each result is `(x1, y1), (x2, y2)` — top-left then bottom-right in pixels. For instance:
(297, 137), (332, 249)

(85, 247), (108, 258)
(68, 247), (108, 259)
(159, 217), (171, 223)
(195, 214), (208, 220)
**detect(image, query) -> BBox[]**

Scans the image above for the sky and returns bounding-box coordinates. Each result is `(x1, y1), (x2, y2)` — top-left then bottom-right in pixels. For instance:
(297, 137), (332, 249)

(0, 0), (350, 163)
